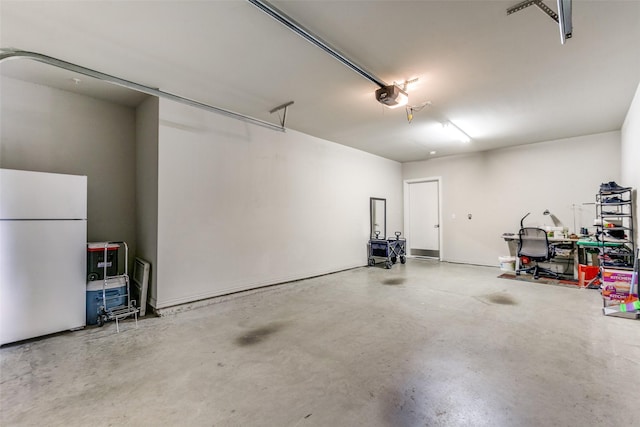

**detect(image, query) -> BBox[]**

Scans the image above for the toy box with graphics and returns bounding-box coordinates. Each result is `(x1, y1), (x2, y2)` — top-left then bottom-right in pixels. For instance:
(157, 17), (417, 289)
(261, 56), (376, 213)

(601, 269), (634, 301)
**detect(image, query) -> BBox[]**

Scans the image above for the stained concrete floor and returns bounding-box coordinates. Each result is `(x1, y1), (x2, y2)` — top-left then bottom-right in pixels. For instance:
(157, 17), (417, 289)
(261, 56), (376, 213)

(1, 260), (639, 426)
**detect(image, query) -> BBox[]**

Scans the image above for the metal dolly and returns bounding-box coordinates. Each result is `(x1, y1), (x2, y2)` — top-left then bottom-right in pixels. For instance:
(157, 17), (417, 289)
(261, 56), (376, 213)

(368, 231), (407, 269)
(96, 241), (139, 332)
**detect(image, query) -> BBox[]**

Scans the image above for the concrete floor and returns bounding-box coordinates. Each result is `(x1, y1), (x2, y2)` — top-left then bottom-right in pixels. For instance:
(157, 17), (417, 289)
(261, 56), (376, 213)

(1, 260), (639, 426)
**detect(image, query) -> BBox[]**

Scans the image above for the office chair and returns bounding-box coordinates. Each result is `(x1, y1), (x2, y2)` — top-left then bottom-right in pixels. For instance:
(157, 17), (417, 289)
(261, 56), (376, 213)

(516, 227), (560, 279)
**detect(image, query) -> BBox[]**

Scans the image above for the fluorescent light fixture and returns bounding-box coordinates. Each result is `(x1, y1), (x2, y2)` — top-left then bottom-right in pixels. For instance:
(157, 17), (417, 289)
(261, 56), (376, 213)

(442, 120), (471, 143)
(375, 84), (408, 109)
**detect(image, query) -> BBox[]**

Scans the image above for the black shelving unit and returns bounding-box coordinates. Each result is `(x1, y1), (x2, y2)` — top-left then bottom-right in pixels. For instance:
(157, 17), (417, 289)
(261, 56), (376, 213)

(595, 186), (636, 309)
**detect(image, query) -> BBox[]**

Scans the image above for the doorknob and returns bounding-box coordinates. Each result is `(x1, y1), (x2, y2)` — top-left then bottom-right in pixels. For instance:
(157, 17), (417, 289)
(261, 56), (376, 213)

(434, 224), (440, 228)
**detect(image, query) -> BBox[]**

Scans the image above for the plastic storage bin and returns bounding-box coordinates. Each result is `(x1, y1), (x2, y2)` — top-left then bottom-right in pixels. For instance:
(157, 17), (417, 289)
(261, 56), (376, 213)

(87, 242), (120, 281)
(578, 264), (599, 287)
(498, 256), (516, 271)
(86, 277), (127, 325)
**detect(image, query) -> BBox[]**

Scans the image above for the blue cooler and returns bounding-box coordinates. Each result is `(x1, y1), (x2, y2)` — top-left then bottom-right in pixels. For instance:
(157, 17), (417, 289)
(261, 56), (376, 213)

(86, 277), (127, 325)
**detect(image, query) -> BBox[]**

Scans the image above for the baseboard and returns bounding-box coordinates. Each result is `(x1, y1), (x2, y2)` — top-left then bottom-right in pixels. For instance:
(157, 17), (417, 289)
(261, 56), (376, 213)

(152, 264), (362, 316)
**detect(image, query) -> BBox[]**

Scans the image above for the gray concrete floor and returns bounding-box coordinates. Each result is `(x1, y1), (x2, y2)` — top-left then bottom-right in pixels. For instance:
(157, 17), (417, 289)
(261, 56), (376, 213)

(1, 260), (639, 426)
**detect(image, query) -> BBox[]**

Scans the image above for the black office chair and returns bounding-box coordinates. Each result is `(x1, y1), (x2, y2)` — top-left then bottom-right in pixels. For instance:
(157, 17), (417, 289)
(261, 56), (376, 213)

(516, 227), (559, 279)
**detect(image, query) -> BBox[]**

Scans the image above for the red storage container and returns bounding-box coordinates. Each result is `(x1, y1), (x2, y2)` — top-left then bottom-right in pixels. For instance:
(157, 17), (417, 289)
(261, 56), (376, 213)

(87, 242), (120, 281)
(578, 264), (599, 288)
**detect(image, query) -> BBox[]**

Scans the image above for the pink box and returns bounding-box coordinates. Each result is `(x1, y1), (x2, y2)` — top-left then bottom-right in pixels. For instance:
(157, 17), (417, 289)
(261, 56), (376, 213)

(602, 269), (633, 300)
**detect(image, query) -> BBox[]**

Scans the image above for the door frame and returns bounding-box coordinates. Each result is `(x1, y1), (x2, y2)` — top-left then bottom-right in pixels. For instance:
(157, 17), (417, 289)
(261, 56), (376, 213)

(403, 177), (443, 261)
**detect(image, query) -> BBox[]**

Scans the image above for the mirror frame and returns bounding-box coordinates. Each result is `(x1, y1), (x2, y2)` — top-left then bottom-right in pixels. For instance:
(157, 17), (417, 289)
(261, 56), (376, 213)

(370, 197), (386, 239)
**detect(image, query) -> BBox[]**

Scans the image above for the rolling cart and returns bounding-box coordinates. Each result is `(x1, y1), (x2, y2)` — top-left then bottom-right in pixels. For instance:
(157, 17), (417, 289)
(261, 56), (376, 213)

(368, 232), (407, 269)
(91, 241), (139, 331)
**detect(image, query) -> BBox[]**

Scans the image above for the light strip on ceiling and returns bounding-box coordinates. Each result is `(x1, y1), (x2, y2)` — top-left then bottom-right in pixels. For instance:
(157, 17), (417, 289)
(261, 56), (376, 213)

(0, 48), (286, 132)
(443, 121), (471, 143)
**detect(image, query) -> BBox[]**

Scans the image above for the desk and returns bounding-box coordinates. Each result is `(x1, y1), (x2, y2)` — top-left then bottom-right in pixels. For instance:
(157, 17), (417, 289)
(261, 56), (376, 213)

(502, 233), (580, 279)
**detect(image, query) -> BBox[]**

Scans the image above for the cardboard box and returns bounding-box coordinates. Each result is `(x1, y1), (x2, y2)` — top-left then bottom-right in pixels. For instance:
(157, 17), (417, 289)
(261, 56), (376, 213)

(601, 269), (633, 300)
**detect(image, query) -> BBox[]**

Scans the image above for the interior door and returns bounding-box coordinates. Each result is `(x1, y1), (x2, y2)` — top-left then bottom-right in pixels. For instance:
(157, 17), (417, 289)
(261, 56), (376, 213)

(408, 180), (440, 258)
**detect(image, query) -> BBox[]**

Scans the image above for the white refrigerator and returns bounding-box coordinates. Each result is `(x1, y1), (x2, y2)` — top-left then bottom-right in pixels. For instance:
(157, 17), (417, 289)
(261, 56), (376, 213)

(0, 169), (87, 345)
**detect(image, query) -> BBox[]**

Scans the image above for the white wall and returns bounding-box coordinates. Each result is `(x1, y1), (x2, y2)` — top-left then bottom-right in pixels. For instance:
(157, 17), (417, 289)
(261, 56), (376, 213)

(153, 99), (402, 308)
(135, 97), (159, 305)
(402, 132), (621, 266)
(5, 74), (634, 307)
(0, 76), (137, 259)
(621, 82), (640, 245)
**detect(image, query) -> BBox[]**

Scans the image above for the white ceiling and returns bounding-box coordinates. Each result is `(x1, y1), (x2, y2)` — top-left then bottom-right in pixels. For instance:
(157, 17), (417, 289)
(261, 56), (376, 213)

(1, 0), (639, 162)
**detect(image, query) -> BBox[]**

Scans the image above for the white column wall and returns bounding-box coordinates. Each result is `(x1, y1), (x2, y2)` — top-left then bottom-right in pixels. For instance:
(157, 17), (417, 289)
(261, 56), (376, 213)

(135, 97), (160, 305)
(621, 82), (640, 246)
(403, 132), (621, 266)
(154, 99), (402, 308)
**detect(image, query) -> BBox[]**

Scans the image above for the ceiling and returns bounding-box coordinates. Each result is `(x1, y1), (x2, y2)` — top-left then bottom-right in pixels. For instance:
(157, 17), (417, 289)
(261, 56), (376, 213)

(1, 0), (639, 162)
